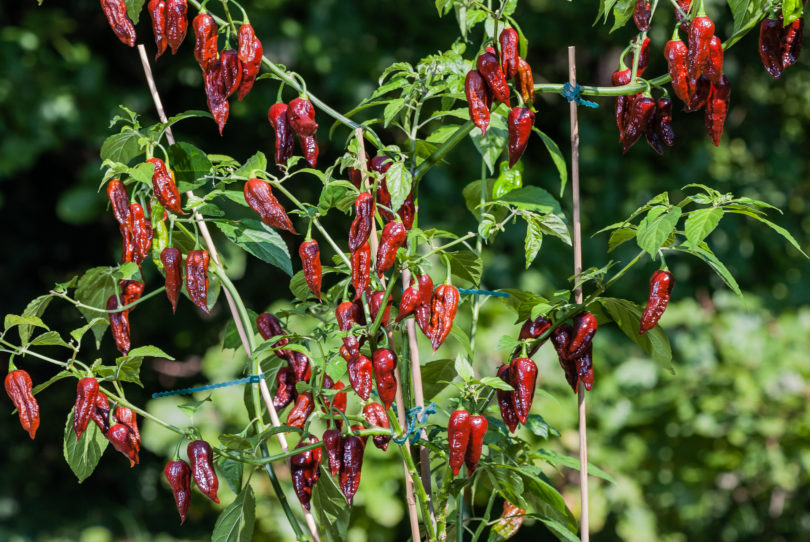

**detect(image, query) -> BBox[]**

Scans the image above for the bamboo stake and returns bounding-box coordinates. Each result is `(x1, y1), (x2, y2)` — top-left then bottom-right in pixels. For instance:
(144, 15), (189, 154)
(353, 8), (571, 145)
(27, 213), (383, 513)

(567, 46), (589, 542)
(137, 45), (321, 542)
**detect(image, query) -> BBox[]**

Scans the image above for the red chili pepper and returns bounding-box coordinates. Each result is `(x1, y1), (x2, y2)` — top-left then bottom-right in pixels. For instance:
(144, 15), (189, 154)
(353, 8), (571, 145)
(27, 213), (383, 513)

(244, 178), (297, 234)
(187, 440), (219, 503)
(376, 221), (407, 276)
(550, 324), (578, 391)
(147, 0), (168, 58)
(363, 402), (392, 451)
(203, 61), (230, 135)
(499, 27), (520, 79)
(496, 364), (520, 433)
(664, 37), (692, 104)
(687, 16), (716, 83)
(414, 273), (434, 337)
(5, 369), (40, 439)
(340, 335), (360, 363)
(640, 270), (676, 334)
(633, 0), (652, 31)
(704, 75), (730, 146)
(323, 429), (343, 476)
(107, 295), (131, 355)
(447, 409), (471, 476)
(185, 249), (210, 314)
(611, 68), (634, 141)
(464, 415), (488, 473)
(575, 342), (594, 391)
(703, 35), (724, 84)
(633, 36), (651, 75)
(289, 351), (312, 383)
(119, 279), (144, 310)
(237, 24), (262, 101)
(348, 192), (375, 252)
(510, 357), (537, 424)
(90, 392), (111, 434)
(113, 406), (140, 453)
(465, 70), (491, 135)
(348, 165), (364, 189)
(164, 460), (192, 524)
(165, 0), (187, 55)
(286, 392), (314, 429)
(322, 377), (347, 429)
(299, 240), (322, 301)
(507, 106), (535, 168)
(336, 301), (359, 332)
(477, 51), (510, 104)
(107, 179), (130, 226)
(273, 366), (297, 410)
(192, 13), (218, 71)
(219, 49), (242, 98)
(515, 58), (534, 106)
(514, 315), (552, 357)
(73, 377), (99, 439)
(372, 348), (398, 411)
(685, 74), (711, 112)
(759, 16), (785, 78)
(160, 247), (182, 313)
(348, 353), (373, 401)
(267, 103), (296, 166)
(369, 291), (392, 328)
(339, 435), (365, 504)
(107, 423), (140, 467)
(395, 279), (420, 323)
(567, 312), (598, 359)
(398, 191), (415, 230)
(147, 157), (185, 215)
(369, 156), (396, 222)
(427, 284), (459, 351)
(257, 312), (292, 360)
(287, 98), (318, 137)
(621, 96), (656, 154)
(291, 436), (321, 510)
(100, 0), (136, 47)
(782, 17), (804, 70)
(128, 203), (153, 266)
(645, 97), (675, 154)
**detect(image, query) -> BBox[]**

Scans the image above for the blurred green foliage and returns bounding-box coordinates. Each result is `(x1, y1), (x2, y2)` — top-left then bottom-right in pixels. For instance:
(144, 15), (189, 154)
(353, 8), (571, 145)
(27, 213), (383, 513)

(1, 0), (808, 540)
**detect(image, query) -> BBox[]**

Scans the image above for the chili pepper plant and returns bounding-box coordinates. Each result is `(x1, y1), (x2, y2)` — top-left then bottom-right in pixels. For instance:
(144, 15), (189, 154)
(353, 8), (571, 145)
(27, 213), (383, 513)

(2, 0), (807, 540)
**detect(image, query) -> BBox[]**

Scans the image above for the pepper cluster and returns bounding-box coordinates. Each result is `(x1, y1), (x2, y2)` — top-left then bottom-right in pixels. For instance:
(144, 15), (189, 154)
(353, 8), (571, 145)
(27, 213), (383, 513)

(551, 312), (597, 392)
(447, 409), (488, 476)
(267, 98), (319, 168)
(161, 438), (221, 523)
(147, 0), (187, 58)
(759, 10), (805, 79)
(464, 28), (536, 168)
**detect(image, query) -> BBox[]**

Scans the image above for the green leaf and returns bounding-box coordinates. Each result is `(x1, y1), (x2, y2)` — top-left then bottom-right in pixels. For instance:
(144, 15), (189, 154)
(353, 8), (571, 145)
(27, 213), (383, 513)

(19, 294), (53, 344)
(312, 465), (352, 542)
(462, 178), (497, 221)
(524, 414), (560, 440)
(29, 331), (70, 348)
(497, 186), (563, 215)
(783, 0), (804, 24)
(233, 151), (267, 179)
(125, 0), (146, 25)
(528, 514), (582, 542)
(470, 108), (508, 174)
(534, 128), (568, 196)
(100, 129), (142, 164)
(289, 270), (315, 301)
(684, 207), (723, 248)
(125, 345), (175, 360)
(610, 0), (635, 32)
(383, 99), (407, 128)
(167, 142), (213, 192)
(75, 266), (118, 348)
(524, 216), (543, 268)
(533, 449), (615, 484)
(736, 212), (808, 258)
(727, 0), (769, 32)
(63, 411), (109, 483)
(214, 219), (293, 276)
(480, 376), (513, 391)
(598, 297), (673, 368)
(4, 314), (48, 337)
(211, 484), (255, 542)
(386, 160), (413, 212)
(607, 228), (636, 253)
(636, 205), (682, 258)
(537, 213), (572, 246)
(217, 457), (244, 494)
(454, 353), (475, 381)
(421, 358), (456, 399)
(677, 245), (744, 299)
(447, 251), (483, 285)
(318, 182), (357, 214)
(70, 318), (109, 344)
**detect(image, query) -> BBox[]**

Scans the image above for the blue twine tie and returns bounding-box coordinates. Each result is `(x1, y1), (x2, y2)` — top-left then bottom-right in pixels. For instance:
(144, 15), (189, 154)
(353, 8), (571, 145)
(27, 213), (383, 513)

(392, 402), (437, 444)
(151, 374), (264, 398)
(560, 82), (599, 109)
(457, 288), (510, 298)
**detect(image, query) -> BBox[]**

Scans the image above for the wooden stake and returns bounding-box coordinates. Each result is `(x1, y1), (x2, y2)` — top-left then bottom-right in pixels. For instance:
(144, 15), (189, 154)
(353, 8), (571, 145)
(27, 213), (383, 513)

(567, 45), (589, 542)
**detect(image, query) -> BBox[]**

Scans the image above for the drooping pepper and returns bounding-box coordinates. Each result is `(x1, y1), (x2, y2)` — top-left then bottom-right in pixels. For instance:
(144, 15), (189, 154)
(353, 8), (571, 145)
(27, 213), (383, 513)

(515, 58), (535, 106)
(782, 16), (804, 70)
(339, 435), (365, 505)
(291, 436), (322, 510)
(244, 178), (297, 234)
(107, 423), (140, 466)
(687, 16), (716, 83)
(148, 157), (185, 215)
(322, 377), (347, 429)
(575, 342), (595, 391)
(164, 459), (192, 524)
(375, 221), (407, 275)
(477, 51), (510, 104)
(685, 74), (711, 112)
(427, 284), (459, 351)
(704, 75), (730, 146)
(289, 351), (313, 383)
(640, 269), (675, 333)
(372, 348), (398, 411)
(414, 273), (434, 337)
(298, 135), (319, 168)
(147, 0), (168, 58)
(90, 393), (111, 434)
(100, 0), (136, 47)
(340, 335), (360, 363)
(203, 60), (229, 135)
(509, 357), (537, 424)
(287, 98), (319, 137)
(299, 240), (322, 301)
(550, 324), (578, 391)
(348, 353), (373, 401)
(499, 28), (520, 79)
(188, 440), (219, 503)
(165, 0), (187, 55)
(107, 179), (130, 226)
(448, 409), (471, 476)
(129, 203), (153, 266)
(507, 106), (535, 168)
(114, 405), (141, 452)
(395, 279), (420, 323)
(703, 35), (724, 84)
(257, 312), (292, 360)
(496, 364), (520, 433)
(675, 0), (692, 32)
(646, 97), (675, 154)
(107, 295), (131, 355)
(370, 156), (395, 222)
(759, 16), (785, 78)
(73, 377), (99, 439)
(611, 68), (634, 141)
(465, 70), (491, 135)
(633, 0), (652, 31)
(267, 103), (296, 166)
(398, 191), (415, 230)
(621, 96), (656, 154)
(348, 192), (375, 253)
(464, 415), (488, 473)
(185, 249), (210, 314)
(287, 392), (314, 429)
(567, 312), (598, 359)
(363, 402), (392, 451)
(633, 36), (651, 75)
(664, 36), (692, 104)
(514, 315), (552, 358)
(192, 12), (218, 71)
(323, 429), (343, 476)
(351, 241), (371, 300)
(369, 291), (392, 329)
(5, 369), (39, 439)
(237, 24), (262, 101)
(160, 247), (182, 313)
(219, 49), (242, 98)
(273, 366), (297, 410)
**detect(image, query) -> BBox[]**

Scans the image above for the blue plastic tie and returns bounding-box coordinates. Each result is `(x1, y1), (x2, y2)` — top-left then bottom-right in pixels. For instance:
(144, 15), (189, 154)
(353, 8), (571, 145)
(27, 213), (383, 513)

(392, 402), (437, 444)
(457, 288), (510, 298)
(151, 374), (263, 398)
(560, 82), (599, 109)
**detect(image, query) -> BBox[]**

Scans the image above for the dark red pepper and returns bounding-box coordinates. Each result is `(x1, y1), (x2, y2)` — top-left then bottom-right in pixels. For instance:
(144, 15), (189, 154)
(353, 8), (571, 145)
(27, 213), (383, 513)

(257, 312), (292, 360)
(192, 13), (218, 71)
(322, 429), (343, 477)
(477, 51), (510, 104)
(496, 365), (520, 433)
(289, 351), (312, 384)
(611, 68), (634, 141)
(369, 290), (392, 328)
(107, 295), (131, 355)
(299, 240), (322, 301)
(291, 436), (321, 510)
(244, 178), (297, 234)
(464, 415), (488, 473)
(375, 221), (407, 276)
(370, 156), (395, 222)
(203, 60), (230, 135)
(414, 273), (434, 337)
(567, 312), (598, 359)
(148, 157), (185, 215)
(465, 70), (491, 135)
(267, 103), (296, 166)
(287, 392), (314, 429)
(515, 58), (534, 106)
(363, 402), (392, 451)
(507, 107), (535, 168)
(646, 97), (675, 154)
(348, 244), (370, 301)
(685, 74), (711, 112)
(633, 36), (651, 75)
(705, 75), (730, 146)
(339, 435), (365, 505)
(336, 301), (360, 332)
(427, 284), (459, 351)
(185, 249), (210, 314)
(165, 0), (187, 55)
(160, 247), (182, 313)
(550, 324), (578, 392)
(514, 315), (552, 357)
(100, 0), (136, 47)
(759, 16), (785, 78)
(347, 353), (373, 401)
(187, 440), (219, 503)
(348, 192), (375, 253)
(640, 269), (675, 334)
(675, 0), (692, 32)
(633, 0), (652, 31)
(782, 16), (804, 70)
(147, 0), (168, 58)
(704, 35), (724, 84)
(114, 406), (140, 453)
(287, 98), (318, 137)
(107, 179), (130, 226)
(395, 279), (420, 323)
(219, 49), (242, 98)
(164, 460), (192, 524)
(237, 24), (262, 101)
(499, 27), (520, 79)
(509, 357), (537, 424)
(621, 96), (656, 154)
(322, 377), (347, 429)
(90, 392), (111, 434)
(687, 16), (716, 83)
(298, 135), (319, 168)
(273, 366), (297, 410)
(448, 409), (471, 476)
(398, 192), (415, 230)
(5, 369), (39, 439)
(665, 37), (692, 104)
(107, 423), (140, 467)
(372, 348), (398, 411)
(129, 203), (153, 266)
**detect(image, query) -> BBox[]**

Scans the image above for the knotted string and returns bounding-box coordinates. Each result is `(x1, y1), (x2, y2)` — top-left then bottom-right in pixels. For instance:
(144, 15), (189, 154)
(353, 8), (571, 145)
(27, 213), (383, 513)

(560, 82), (599, 109)
(392, 402), (438, 444)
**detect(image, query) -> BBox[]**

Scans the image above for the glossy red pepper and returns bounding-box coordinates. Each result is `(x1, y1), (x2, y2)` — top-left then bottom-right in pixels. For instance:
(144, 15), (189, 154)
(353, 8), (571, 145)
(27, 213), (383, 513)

(611, 68), (634, 141)
(567, 312), (598, 359)
(5, 369), (39, 439)
(257, 312), (292, 360)
(323, 429), (343, 476)
(339, 435), (365, 504)
(496, 364), (520, 433)
(185, 249), (210, 313)
(348, 192), (375, 253)
(507, 106), (535, 168)
(273, 366), (297, 410)
(147, 0), (168, 58)
(369, 291), (392, 328)
(465, 70), (491, 135)
(203, 60), (230, 135)
(107, 179), (130, 226)
(550, 324), (578, 391)
(705, 75), (730, 146)
(398, 191), (415, 230)
(187, 440), (219, 503)
(759, 16), (785, 78)
(107, 295), (131, 355)
(640, 269), (676, 334)
(633, 36), (651, 75)
(477, 51), (510, 104)
(665, 37), (692, 104)
(414, 273), (434, 336)
(514, 315), (552, 357)
(782, 16), (804, 70)
(464, 415), (488, 473)
(165, 0), (187, 55)
(622, 96), (656, 154)
(160, 247), (182, 313)
(289, 351), (312, 384)
(704, 35), (724, 84)
(340, 335), (360, 363)
(575, 342), (595, 391)
(114, 406), (140, 452)
(287, 98), (318, 137)
(499, 27), (520, 79)
(287, 392), (314, 429)
(363, 402), (392, 451)
(244, 178), (297, 234)
(164, 460), (192, 523)
(298, 135), (319, 168)
(107, 424), (140, 467)
(395, 279), (420, 323)
(291, 436), (321, 510)
(427, 284), (459, 351)
(646, 97), (675, 154)
(351, 241), (371, 300)
(509, 357), (537, 424)
(370, 156), (396, 222)
(192, 13), (218, 71)
(348, 353), (373, 401)
(100, 0), (136, 47)
(336, 301), (360, 332)
(515, 58), (534, 106)
(375, 221), (407, 275)
(299, 240), (322, 301)
(90, 392), (111, 434)
(322, 378), (347, 429)
(685, 74), (711, 112)
(219, 49), (242, 98)
(128, 203), (153, 266)
(448, 409), (471, 476)
(237, 24), (262, 101)
(372, 348), (398, 411)
(147, 157), (184, 215)
(687, 16), (716, 83)
(633, 0), (652, 31)
(268, 103), (296, 166)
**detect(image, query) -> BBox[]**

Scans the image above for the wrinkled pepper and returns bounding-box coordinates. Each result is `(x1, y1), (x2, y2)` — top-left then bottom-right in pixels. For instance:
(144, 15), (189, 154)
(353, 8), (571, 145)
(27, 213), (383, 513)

(427, 284), (459, 351)
(499, 27), (520, 79)
(665, 36), (692, 104)
(363, 402), (392, 451)
(372, 348), (398, 411)
(507, 106), (535, 168)
(107, 295), (131, 355)
(348, 192), (375, 252)
(496, 364), (520, 433)
(464, 415), (488, 473)
(185, 249), (210, 314)
(267, 103), (296, 166)
(465, 70), (491, 135)
(164, 459), (192, 523)
(510, 357), (537, 424)
(192, 12), (218, 71)
(299, 239), (322, 301)
(515, 57), (535, 106)
(287, 392), (314, 429)
(147, 0), (168, 58)
(705, 75), (730, 146)
(5, 369), (39, 439)
(339, 435), (365, 505)
(165, 0), (187, 55)
(567, 312), (598, 359)
(448, 409), (471, 476)
(640, 269), (675, 334)
(348, 353), (373, 401)
(369, 290), (392, 328)
(291, 436), (321, 510)
(237, 24), (262, 101)
(634, 0), (652, 31)
(375, 221), (407, 275)
(188, 440), (219, 503)
(273, 366), (297, 410)
(160, 247), (182, 313)
(73, 377), (99, 439)
(244, 178), (297, 234)
(100, 0), (136, 47)
(148, 157), (184, 215)
(477, 50), (510, 104)
(351, 241), (371, 300)
(107, 423), (140, 466)
(687, 16), (716, 83)
(622, 96), (656, 153)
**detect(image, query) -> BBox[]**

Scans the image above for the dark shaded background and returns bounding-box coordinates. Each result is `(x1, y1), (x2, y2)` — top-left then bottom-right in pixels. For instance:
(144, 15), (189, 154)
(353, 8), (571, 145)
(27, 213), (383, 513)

(1, 0), (808, 540)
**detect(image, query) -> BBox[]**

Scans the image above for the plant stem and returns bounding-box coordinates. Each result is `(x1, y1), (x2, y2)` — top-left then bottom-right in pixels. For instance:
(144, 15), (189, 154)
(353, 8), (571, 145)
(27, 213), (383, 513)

(51, 287), (166, 314)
